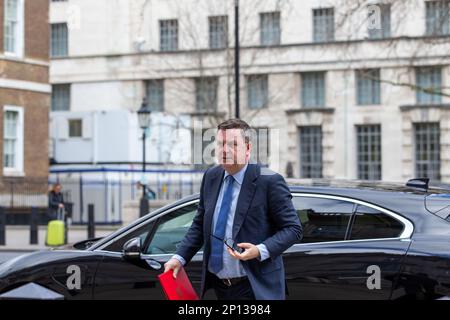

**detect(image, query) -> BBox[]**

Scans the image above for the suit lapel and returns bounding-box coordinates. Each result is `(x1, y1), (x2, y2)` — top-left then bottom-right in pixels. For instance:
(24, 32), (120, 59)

(232, 164), (259, 239)
(204, 166), (225, 237)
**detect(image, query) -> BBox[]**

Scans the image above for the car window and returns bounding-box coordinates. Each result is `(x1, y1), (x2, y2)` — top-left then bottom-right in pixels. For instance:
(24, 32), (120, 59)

(145, 203), (199, 254)
(103, 220), (155, 253)
(292, 196), (354, 243)
(349, 205), (404, 240)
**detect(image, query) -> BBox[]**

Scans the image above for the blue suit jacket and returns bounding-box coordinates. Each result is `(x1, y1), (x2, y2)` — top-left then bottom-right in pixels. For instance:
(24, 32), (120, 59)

(175, 164), (303, 300)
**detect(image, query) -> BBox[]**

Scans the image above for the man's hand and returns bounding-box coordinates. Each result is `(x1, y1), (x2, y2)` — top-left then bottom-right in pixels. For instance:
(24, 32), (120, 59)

(227, 243), (260, 261)
(164, 258), (182, 278)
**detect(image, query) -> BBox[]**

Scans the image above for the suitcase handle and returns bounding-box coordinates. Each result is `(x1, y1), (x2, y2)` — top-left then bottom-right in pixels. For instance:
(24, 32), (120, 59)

(57, 207), (65, 221)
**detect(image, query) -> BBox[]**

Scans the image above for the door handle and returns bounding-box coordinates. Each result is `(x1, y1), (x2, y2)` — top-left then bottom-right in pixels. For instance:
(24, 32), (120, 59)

(145, 259), (162, 270)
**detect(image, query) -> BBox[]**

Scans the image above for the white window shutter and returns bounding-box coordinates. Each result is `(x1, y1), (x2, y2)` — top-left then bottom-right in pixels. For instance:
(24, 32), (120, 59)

(82, 115), (92, 139)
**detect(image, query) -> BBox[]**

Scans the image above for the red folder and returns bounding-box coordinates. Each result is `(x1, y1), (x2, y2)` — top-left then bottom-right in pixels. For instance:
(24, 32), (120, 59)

(158, 267), (199, 300)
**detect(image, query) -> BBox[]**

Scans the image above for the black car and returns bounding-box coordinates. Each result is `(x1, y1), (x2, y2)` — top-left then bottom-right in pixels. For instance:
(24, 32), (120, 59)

(0, 179), (449, 300)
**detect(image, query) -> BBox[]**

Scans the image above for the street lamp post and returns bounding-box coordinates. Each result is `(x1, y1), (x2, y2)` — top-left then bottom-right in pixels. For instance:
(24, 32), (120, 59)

(137, 98), (151, 217)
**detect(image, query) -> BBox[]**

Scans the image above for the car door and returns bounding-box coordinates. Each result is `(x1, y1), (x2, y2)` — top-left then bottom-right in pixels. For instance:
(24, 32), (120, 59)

(283, 194), (412, 300)
(93, 201), (203, 299)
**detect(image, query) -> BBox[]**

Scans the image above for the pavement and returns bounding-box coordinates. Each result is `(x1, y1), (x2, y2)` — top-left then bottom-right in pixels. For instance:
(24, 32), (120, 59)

(0, 225), (118, 252)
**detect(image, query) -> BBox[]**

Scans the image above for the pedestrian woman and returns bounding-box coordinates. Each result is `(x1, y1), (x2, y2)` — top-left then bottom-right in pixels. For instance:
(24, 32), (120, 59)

(48, 183), (64, 220)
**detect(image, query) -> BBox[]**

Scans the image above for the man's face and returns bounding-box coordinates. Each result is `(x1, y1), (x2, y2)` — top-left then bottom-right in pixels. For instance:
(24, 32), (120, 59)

(215, 129), (251, 168)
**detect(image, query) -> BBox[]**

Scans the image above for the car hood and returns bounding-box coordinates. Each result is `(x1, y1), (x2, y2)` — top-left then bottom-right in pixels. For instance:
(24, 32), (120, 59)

(0, 249), (100, 280)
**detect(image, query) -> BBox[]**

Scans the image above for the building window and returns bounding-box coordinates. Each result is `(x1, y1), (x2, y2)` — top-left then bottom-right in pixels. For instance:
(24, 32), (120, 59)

(426, 1), (450, 36)
(368, 4), (391, 39)
(69, 119), (82, 138)
(3, 106), (24, 173)
(414, 123), (440, 181)
(51, 23), (68, 57)
(195, 77), (218, 112)
(260, 12), (281, 46)
(313, 8), (334, 42)
(146, 80), (164, 112)
(299, 126), (323, 178)
(356, 125), (382, 180)
(51, 84), (71, 111)
(247, 75), (268, 109)
(3, 0), (24, 56)
(356, 69), (381, 105)
(301, 72), (325, 108)
(160, 19), (178, 52)
(209, 16), (228, 49)
(249, 127), (270, 165)
(416, 67), (442, 104)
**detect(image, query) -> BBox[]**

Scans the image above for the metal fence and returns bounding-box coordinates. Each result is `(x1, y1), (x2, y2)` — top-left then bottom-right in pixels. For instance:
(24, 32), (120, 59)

(49, 168), (204, 225)
(0, 178), (48, 208)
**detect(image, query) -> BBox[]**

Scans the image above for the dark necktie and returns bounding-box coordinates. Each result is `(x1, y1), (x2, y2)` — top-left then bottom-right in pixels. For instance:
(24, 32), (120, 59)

(210, 175), (235, 273)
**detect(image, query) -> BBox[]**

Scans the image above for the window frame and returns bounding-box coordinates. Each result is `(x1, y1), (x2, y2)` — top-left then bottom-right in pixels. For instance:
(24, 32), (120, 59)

(93, 200), (200, 255)
(413, 122), (441, 181)
(145, 79), (164, 112)
(51, 84), (71, 111)
(195, 77), (219, 112)
(68, 118), (83, 138)
(312, 7), (335, 43)
(51, 22), (69, 57)
(3, 0), (24, 57)
(3, 105), (24, 176)
(209, 15), (228, 49)
(356, 69), (381, 105)
(160, 19), (178, 52)
(299, 126), (323, 179)
(260, 11), (281, 46)
(246, 74), (269, 109)
(291, 193), (413, 247)
(416, 66), (442, 104)
(301, 71), (326, 108)
(348, 204), (405, 241)
(367, 3), (391, 39)
(356, 124), (382, 180)
(425, 0), (450, 36)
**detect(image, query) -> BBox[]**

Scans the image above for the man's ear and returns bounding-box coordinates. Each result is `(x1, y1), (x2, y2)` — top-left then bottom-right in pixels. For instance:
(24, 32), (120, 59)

(246, 142), (252, 160)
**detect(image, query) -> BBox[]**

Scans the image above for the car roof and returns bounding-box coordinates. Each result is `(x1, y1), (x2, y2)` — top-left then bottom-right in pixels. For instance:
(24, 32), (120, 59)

(287, 179), (450, 195)
(160, 179), (440, 220)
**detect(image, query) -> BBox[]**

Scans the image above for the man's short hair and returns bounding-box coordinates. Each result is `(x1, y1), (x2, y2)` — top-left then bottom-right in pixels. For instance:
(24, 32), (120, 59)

(217, 119), (252, 143)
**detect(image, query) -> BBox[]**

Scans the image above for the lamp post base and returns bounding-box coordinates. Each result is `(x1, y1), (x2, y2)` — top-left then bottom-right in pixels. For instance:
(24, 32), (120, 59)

(139, 197), (149, 218)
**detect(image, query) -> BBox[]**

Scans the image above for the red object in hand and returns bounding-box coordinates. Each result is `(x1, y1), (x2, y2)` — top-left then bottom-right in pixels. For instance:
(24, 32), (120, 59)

(158, 267), (199, 300)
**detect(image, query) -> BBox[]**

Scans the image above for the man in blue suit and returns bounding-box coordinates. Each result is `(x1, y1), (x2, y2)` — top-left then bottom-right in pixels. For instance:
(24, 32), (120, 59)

(164, 119), (302, 300)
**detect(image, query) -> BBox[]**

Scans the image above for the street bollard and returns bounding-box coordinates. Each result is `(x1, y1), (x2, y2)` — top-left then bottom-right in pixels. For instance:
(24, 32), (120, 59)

(64, 211), (68, 245)
(30, 207), (38, 245)
(88, 204), (95, 239)
(0, 207), (5, 246)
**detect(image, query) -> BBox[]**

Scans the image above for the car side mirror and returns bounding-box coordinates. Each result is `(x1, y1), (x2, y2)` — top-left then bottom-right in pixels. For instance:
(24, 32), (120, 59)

(122, 237), (142, 261)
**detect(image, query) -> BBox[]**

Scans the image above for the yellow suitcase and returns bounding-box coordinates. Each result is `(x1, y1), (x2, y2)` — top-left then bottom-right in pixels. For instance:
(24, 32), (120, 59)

(46, 220), (65, 246)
